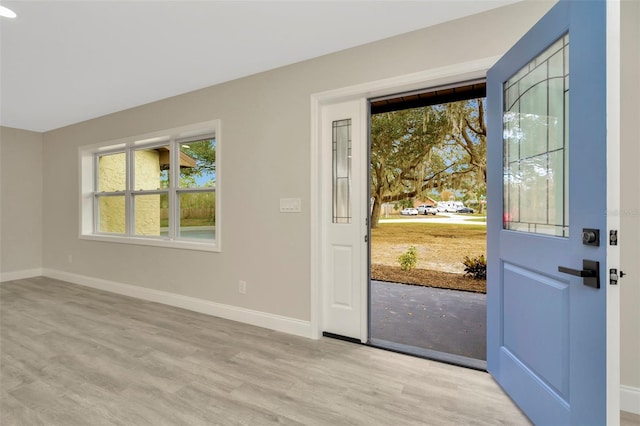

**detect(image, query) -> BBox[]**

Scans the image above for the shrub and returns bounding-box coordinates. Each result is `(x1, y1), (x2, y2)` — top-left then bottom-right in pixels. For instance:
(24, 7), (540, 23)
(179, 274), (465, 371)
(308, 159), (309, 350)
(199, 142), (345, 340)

(463, 254), (487, 279)
(398, 246), (418, 271)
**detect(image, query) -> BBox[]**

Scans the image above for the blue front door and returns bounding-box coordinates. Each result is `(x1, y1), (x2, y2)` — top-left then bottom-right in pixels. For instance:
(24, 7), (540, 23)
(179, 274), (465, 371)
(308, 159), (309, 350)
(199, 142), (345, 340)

(487, 1), (607, 425)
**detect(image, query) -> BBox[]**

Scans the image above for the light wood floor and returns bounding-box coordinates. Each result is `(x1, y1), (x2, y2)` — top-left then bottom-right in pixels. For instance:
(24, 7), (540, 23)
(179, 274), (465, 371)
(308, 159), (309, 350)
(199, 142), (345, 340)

(0, 277), (636, 425)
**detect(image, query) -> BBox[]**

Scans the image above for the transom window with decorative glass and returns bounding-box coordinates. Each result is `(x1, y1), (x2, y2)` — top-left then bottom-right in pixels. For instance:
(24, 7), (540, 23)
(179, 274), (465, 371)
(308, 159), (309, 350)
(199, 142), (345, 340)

(80, 121), (220, 252)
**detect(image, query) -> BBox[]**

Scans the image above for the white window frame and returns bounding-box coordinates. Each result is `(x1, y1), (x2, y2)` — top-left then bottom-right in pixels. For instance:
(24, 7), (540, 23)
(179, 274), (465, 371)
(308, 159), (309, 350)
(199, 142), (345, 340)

(79, 120), (221, 252)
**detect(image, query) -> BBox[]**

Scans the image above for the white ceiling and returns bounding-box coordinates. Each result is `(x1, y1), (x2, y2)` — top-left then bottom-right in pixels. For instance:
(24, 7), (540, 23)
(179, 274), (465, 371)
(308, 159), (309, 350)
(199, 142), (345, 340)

(0, 0), (519, 132)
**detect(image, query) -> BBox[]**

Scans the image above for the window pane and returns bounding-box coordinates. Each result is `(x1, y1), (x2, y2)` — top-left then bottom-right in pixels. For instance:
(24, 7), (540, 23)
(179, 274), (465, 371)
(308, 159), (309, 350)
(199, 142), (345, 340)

(534, 38), (563, 69)
(549, 150), (566, 234)
(518, 154), (549, 224)
(518, 89), (548, 159)
(97, 195), (125, 234)
(134, 193), (167, 236)
(179, 139), (216, 189)
(179, 191), (215, 241)
(332, 119), (351, 224)
(98, 152), (125, 192)
(135, 146), (169, 190)
(503, 34), (569, 237)
(548, 78), (565, 151)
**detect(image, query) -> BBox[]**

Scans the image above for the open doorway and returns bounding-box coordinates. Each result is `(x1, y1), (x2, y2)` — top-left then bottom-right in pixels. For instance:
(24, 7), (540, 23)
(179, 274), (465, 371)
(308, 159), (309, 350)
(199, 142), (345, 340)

(368, 82), (488, 370)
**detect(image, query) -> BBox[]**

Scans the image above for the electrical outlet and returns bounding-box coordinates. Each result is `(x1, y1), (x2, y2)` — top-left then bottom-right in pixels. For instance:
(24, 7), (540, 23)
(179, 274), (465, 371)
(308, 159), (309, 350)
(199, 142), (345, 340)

(238, 280), (247, 294)
(68, 254), (73, 264)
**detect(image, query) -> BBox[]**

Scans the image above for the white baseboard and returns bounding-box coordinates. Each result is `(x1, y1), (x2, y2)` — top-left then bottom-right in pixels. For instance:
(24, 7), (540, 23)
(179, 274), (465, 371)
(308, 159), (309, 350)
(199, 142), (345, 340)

(621, 385), (640, 415)
(42, 269), (312, 339)
(0, 268), (43, 283)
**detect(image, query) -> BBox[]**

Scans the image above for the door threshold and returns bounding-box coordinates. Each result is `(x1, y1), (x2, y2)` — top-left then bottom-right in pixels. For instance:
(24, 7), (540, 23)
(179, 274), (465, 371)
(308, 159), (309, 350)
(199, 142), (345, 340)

(368, 338), (487, 371)
(322, 331), (362, 344)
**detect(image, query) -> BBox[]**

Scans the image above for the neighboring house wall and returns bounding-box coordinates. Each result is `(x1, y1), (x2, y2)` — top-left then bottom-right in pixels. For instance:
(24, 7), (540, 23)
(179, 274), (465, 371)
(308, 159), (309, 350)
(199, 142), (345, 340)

(0, 127), (43, 280)
(97, 150), (161, 235)
(133, 150), (161, 236)
(98, 153), (126, 234)
(413, 198), (438, 208)
(620, 0), (640, 405)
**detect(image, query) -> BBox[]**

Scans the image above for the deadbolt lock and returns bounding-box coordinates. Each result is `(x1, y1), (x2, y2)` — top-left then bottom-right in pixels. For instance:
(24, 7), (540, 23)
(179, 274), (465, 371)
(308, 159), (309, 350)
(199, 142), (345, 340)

(582, 228), (600, 246)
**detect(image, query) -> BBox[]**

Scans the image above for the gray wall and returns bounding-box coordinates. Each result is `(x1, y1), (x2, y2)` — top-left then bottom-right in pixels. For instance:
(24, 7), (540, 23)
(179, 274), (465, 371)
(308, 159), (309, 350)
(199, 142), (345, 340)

(0, 127), (43, 278)
(40, 1), (554, 321)
(620, 0), (640, 397)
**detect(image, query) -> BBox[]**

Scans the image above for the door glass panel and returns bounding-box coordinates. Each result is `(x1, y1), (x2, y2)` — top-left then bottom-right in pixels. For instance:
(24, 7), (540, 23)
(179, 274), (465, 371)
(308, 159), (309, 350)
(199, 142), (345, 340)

(503, 34), (569, 237)
(332, 119), (352, 224)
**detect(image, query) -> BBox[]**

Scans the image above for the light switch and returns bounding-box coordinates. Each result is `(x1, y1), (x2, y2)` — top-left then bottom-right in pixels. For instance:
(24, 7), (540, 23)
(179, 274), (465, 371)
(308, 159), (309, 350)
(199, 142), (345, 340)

(280, 198), (301, 213)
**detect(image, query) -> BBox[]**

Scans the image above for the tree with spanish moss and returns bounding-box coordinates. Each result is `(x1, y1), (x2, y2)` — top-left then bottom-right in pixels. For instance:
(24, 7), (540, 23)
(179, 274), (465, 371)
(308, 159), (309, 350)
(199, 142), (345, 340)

(369, 98), (487, 227)
(370, 106), (447, 228)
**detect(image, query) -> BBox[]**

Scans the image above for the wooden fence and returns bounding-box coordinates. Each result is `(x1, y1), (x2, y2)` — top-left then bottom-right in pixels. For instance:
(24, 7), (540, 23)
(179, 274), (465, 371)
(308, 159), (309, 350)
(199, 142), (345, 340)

(160, 208), (214, 219)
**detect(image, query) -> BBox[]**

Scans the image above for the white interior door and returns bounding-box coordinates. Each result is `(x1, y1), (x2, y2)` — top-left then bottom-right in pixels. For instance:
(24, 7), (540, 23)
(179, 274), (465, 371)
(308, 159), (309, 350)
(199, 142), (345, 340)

(320, 99), (367, 341)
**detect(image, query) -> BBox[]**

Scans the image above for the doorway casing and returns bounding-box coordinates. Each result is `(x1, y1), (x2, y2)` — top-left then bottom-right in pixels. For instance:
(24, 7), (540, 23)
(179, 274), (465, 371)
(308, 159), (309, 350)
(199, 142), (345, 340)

(310, 56), (499, 342)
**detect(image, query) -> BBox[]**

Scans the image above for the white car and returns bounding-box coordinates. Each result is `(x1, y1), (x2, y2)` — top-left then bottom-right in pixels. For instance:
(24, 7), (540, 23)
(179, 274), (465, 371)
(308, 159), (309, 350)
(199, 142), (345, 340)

(400, 208), (419, 216)
(417, 205), (437, 215)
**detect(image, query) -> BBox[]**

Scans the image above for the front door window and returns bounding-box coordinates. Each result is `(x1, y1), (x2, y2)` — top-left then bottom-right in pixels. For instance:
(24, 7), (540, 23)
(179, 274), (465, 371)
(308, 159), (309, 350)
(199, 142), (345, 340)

(503, 35), (569, 237)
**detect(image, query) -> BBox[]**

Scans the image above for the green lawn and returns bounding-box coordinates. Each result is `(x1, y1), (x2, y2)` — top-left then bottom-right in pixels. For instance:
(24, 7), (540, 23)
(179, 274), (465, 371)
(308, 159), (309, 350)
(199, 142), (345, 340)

(371, 222), (486, 274)
(372, 222), (486, 241)
(465, 217), (488, 222)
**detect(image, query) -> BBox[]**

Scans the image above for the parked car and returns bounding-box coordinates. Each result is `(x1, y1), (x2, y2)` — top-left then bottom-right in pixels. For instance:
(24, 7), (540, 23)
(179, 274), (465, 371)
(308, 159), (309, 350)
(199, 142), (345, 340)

(436, 201), (463, 212)
(436, 201), (449, 212)
(417, 205), (437, 215)
(456, 207), (475, 213)
(400, 208), (419, 216)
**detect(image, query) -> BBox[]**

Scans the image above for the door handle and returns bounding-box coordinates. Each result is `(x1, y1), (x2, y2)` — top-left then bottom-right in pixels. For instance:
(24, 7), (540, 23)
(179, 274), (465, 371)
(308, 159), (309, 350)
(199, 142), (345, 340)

(557, 266), (596, 278)
(558, 259), (600, 289)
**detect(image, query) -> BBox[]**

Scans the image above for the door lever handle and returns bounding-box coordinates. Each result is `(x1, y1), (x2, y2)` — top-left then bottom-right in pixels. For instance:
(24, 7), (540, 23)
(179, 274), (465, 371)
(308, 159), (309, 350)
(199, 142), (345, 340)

(557, 266), (596, 277)
(558, 259), (600, 289)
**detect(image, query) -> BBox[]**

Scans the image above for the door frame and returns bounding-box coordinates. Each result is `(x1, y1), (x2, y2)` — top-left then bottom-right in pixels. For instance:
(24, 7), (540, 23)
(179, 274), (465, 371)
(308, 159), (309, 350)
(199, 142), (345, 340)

(311, 56), (500, 342)
(310, 14), (620, 416)
(606, 1), (621, 423)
